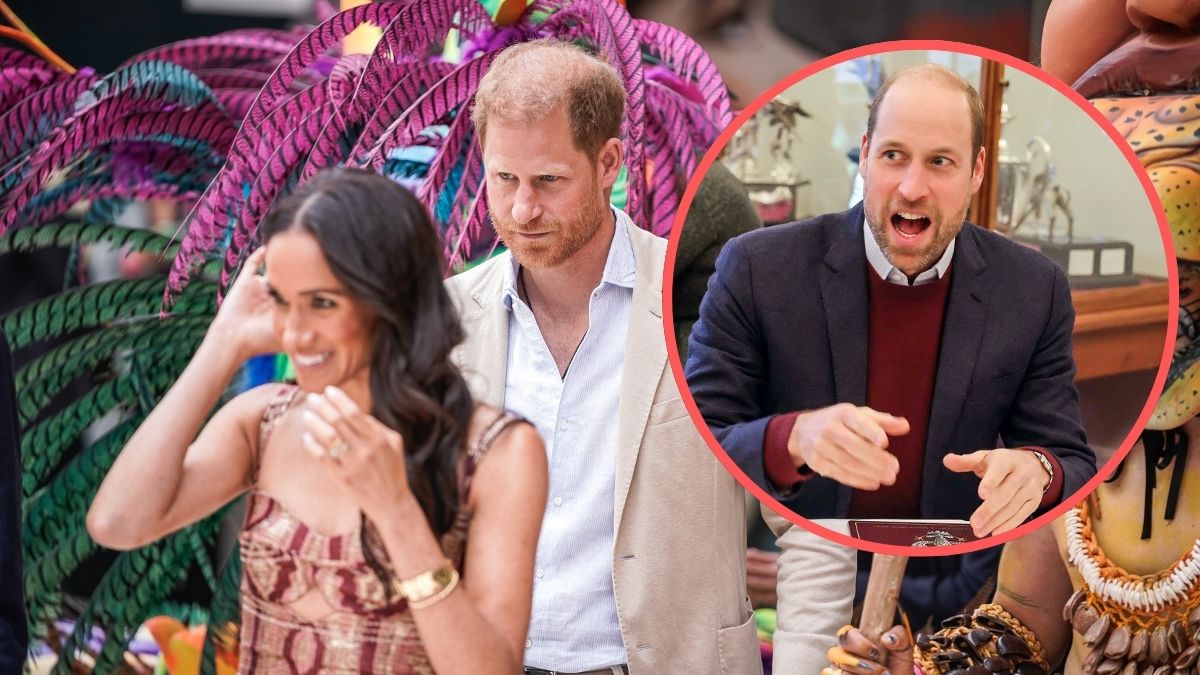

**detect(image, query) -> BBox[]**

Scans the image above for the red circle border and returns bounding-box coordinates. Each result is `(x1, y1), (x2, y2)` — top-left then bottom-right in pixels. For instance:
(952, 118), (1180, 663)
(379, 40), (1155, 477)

(661, 39), (1180, 557)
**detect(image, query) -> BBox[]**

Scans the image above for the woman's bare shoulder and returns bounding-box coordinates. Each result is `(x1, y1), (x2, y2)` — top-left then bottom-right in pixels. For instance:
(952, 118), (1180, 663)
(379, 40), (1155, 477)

(466, 405), (546, 500)
(220, 382), (300, 440)
(467, 404), (542, 454)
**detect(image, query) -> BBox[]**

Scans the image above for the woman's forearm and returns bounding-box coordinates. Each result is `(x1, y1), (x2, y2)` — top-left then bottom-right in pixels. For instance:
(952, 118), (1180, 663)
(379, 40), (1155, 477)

(87, 330), (244, 548)
(375, 496), (523, 674)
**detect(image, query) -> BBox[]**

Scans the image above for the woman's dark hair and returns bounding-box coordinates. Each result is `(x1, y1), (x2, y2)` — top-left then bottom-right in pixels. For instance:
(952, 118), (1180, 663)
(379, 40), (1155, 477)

(260, 167), (473, 593)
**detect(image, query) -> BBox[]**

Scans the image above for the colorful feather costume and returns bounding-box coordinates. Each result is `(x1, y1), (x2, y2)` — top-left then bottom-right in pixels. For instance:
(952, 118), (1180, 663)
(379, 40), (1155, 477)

(0, 1), (731, 672)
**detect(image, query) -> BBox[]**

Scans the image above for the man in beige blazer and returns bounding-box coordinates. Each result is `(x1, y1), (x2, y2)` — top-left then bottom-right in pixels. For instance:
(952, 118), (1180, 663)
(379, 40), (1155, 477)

(445, 40), (761, 674)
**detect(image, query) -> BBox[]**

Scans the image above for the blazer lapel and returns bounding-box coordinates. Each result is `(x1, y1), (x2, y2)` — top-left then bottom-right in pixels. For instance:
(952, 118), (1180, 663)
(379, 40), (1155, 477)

(921, 226), (990, 514)
(453, 262), (511, 408)
(613, 223), (666, 533)
(818, 209), (869, 516)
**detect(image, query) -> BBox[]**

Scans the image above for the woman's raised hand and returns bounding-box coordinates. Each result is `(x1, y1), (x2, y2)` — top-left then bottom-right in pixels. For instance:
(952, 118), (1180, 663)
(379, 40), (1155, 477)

(301, 386), (413, 520)
(210, 247), (282, 361)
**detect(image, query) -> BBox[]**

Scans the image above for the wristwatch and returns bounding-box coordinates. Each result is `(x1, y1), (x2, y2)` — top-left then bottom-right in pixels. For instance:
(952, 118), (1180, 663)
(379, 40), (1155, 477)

(1029, 450), (1054, 493)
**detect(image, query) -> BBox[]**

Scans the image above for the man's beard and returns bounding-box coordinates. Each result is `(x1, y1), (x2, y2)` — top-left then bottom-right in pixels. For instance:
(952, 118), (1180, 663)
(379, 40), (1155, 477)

(490, 182), (609, 269)
(865, 196), (969, 276)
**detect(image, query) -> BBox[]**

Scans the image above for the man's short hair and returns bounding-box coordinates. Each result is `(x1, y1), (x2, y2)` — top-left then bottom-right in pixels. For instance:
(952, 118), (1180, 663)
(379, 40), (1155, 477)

(472, 38), (626, 159)
(865, 63), (984, 162)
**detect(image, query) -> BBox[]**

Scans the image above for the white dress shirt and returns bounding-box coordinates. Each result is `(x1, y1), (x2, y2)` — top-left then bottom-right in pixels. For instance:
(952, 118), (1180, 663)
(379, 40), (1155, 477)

(503, 208), (636, 671)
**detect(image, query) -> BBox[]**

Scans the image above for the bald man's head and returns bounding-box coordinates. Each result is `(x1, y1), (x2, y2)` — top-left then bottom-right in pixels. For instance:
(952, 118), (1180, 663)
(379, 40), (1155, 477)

(865, 63), (984, 162)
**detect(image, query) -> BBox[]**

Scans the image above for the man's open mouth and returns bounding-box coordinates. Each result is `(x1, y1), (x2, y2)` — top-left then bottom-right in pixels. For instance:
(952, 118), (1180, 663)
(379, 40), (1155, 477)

(891, 212), (931, 239)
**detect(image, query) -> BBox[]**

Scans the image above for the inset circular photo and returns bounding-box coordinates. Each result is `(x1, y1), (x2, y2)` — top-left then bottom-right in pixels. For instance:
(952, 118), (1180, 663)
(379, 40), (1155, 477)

(668, 41), (1176, 555)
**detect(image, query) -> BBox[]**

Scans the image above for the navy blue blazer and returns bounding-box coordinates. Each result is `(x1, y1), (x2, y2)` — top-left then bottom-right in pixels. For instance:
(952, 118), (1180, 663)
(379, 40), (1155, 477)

(685, 203), (1096, 520)
(0, 329), (27, 672)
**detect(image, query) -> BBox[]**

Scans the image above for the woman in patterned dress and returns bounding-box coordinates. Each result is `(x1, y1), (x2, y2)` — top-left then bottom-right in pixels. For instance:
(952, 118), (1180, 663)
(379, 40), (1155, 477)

(88, 168), (547, 674)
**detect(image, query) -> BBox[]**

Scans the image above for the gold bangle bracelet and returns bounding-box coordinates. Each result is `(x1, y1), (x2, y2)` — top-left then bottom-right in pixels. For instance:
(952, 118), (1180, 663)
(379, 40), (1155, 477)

(407, 567), (460, 609)
(391, 559), (460, 609)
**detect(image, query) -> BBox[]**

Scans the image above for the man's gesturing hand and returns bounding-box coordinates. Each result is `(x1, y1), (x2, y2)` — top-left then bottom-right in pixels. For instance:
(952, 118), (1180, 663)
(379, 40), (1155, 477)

(943, 449), (1051, 537)
(787, 404), (909, 490)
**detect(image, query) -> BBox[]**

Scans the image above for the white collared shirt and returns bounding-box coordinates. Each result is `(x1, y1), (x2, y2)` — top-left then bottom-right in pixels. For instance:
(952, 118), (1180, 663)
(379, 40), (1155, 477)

(503, 208), (636, 671)
(862, 219), (955, 286)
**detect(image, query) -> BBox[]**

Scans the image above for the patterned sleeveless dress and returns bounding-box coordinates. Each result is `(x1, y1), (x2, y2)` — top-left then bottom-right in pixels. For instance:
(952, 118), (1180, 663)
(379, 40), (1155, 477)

(236, 385), (519, 674)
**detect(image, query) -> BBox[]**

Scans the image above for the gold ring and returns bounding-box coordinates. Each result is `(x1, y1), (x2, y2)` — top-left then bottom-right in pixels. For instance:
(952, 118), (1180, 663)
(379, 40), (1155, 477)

(328, 438), (348, 460)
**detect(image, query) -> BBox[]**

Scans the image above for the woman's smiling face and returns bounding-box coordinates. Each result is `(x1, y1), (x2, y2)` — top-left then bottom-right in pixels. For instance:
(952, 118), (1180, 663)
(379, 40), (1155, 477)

(264, 230), (376, 394)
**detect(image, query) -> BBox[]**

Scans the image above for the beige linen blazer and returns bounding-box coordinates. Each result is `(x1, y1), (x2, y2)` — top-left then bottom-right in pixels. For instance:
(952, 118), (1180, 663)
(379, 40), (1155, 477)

(445, 218), (761, 674)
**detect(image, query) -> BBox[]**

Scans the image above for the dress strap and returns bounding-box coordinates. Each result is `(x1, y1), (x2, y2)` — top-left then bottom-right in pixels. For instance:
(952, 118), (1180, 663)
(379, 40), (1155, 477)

(251, 384), (301, 483)
(461, 411), (524, 503)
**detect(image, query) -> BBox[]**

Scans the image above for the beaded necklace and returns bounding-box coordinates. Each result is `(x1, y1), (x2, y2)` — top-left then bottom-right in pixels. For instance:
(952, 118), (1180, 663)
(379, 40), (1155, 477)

(1063, 500), (1200, 671)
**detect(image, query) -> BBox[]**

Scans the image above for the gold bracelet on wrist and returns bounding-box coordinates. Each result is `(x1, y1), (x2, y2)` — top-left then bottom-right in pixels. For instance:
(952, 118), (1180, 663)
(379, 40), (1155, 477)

(391, 559), (460, 609)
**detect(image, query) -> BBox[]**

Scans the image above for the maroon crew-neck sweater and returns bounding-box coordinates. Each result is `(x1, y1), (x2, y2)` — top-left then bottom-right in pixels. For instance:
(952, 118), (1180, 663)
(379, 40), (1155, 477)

(849, 267), (952, 518)
(762, 264), (1064, 517)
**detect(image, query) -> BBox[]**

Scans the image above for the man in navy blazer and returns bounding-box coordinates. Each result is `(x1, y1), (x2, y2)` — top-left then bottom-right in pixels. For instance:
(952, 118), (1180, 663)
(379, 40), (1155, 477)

(0, 328), (28, 671)
(686, 64), (1095, 538)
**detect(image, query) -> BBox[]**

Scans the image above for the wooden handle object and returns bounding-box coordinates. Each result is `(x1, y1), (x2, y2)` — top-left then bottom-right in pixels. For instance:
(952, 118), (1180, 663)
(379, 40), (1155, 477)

(858, 553), (909, 643)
